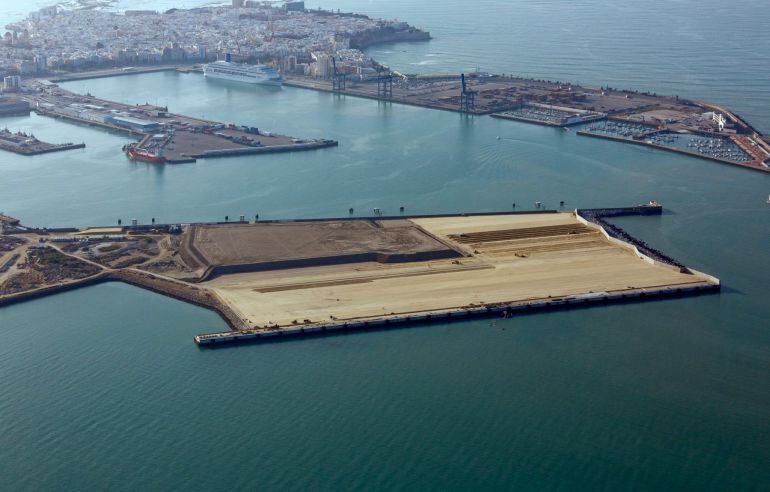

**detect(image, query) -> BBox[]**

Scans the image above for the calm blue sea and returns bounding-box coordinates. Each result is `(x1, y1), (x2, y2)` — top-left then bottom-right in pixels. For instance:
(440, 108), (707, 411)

(1, 1), (769, 490)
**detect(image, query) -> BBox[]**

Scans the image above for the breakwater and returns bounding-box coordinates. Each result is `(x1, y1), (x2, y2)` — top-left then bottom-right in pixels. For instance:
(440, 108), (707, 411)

(576, 130), (770, 173)
(576, 206), (687, 269)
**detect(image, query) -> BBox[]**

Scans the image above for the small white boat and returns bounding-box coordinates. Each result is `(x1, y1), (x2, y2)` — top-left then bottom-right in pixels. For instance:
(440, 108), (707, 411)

(767, 194), (770, 204)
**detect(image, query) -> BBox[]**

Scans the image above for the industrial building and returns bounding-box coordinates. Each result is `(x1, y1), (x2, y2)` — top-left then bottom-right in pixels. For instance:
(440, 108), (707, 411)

(105, 115), (161, 132)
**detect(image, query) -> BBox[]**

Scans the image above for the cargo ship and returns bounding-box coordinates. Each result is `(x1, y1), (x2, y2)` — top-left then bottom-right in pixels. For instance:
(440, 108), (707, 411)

(124, 144), (165, 164)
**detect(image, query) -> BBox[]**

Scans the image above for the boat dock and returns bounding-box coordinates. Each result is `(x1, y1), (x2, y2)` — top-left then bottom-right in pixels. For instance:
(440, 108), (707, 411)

(0, 129), (85, 156)
(576, 129), (770, 173)
(26, 83), (338, 164)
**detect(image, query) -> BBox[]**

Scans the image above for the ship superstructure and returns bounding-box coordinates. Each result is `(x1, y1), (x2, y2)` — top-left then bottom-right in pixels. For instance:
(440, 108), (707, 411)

(203, 61), (283, 86)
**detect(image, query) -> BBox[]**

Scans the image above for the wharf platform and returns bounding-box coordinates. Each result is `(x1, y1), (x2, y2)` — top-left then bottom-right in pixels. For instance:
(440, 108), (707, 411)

(27, 84), (338, 163)
(0, 129), (84, 156)
(190, 207), (719, 347)
(47, 66), (179, 83)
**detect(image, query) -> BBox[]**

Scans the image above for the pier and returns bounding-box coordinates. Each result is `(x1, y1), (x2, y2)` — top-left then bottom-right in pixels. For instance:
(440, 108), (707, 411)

(0, 129), (84, 156)
(25, 83), (338, 164)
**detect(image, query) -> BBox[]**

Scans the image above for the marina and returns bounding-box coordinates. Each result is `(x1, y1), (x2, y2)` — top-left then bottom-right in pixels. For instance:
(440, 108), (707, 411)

(578, 120), (768, 172)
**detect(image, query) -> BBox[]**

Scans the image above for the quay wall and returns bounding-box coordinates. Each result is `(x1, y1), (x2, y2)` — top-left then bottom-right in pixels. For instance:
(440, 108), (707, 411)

(0, 142), (85, 156)
(193, 140), (338, 159)
(194, 281), (720, 347)
(282, 78), (497, 115)
(490, 113), (564, 128)
(36, 109), (146, 138)
(47, 66), (179, 83)
(577, 205), (661, 217)
(14, 210), (560, 235)
(247, 209), (559, 225)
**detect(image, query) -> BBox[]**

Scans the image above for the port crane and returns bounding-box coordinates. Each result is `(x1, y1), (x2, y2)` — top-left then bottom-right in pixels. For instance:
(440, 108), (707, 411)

(459, 73), (476, 112)
(377, 68), (393, 98)
(332, 56), (346, 92)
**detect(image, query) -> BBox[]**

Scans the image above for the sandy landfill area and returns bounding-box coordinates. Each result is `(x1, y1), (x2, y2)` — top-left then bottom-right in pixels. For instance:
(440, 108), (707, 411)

(203, 213), (713, 328)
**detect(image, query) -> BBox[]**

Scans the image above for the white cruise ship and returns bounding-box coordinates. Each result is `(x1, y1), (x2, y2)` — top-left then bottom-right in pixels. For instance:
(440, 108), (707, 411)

(203, 60), (283, 86)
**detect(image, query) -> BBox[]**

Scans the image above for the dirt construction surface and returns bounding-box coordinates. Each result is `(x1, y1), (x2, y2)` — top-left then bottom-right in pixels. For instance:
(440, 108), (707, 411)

(181, 220), (460, 272)
(204, 213), (716, 328)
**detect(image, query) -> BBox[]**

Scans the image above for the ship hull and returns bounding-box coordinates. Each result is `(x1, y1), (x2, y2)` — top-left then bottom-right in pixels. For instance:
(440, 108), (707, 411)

(203, 61), (283, 87)
(204, 71), (283, 86)
(126, 146), (165, 164)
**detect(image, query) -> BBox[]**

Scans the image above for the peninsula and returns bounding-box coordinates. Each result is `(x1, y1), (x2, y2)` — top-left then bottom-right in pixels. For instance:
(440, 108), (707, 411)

(1, 3), (767, 172)
(0, 204), (720, 346)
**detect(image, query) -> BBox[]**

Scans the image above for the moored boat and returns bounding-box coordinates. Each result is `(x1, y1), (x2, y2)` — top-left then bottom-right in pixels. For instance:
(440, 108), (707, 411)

(124, 144), (165, 164)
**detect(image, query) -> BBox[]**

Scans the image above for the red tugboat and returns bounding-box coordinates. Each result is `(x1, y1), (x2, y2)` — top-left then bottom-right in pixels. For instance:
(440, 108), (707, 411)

(124, 143), (166, 164)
